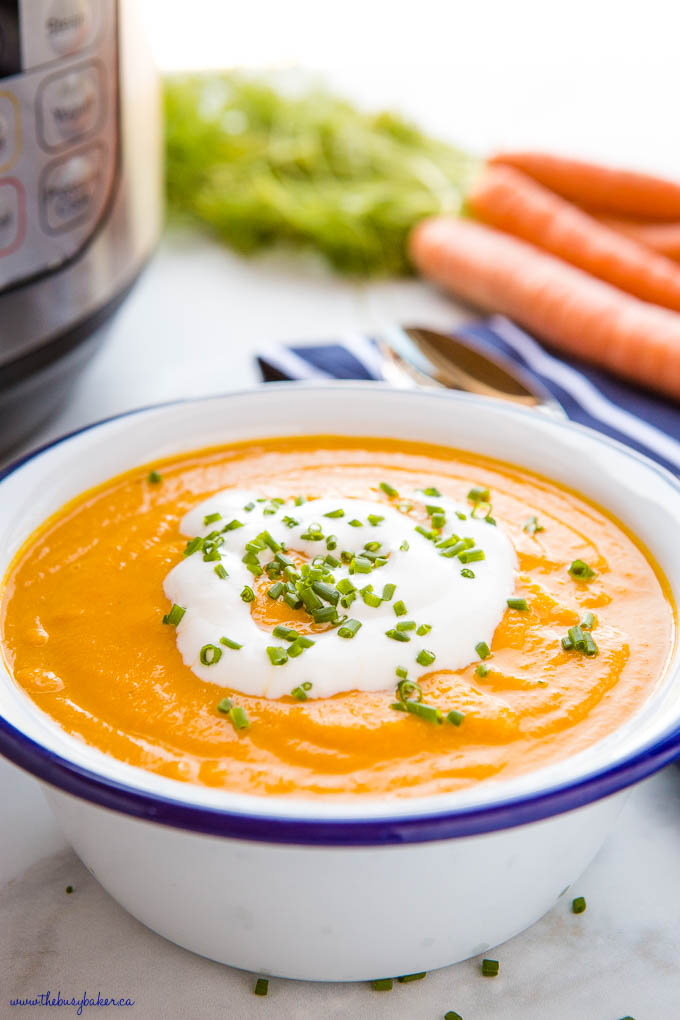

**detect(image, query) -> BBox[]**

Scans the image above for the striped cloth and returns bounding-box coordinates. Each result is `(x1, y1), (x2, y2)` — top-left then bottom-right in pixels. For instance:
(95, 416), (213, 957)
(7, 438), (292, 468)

(257, 314), (680, 477)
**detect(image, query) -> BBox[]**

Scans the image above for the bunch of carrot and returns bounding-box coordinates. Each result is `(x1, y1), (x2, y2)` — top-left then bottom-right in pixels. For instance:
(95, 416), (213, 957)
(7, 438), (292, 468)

(408, 152), (680, 400)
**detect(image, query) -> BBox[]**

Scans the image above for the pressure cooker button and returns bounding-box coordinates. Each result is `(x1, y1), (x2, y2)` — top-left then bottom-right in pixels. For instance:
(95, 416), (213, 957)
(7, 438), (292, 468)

(44, 0), (92, 56)
(0, 181), (21, 255)
(37, 63), (102, 149)
(41, 146), (104, 233)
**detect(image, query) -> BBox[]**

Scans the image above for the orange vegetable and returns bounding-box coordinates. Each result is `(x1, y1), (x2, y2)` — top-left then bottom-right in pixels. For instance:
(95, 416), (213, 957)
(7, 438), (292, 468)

(467, 164), (680, 312)
(489, 151), (680, 220)
(594, 216), (680, 262)
(409, 215), (680, 400)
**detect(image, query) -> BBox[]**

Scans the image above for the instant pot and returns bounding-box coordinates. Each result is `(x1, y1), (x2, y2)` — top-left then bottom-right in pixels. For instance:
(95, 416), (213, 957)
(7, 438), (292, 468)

(0, 0), (161, 451)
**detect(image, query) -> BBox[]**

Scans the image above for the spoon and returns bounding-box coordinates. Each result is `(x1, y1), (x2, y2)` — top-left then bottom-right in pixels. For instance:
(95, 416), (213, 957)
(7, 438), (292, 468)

(377, 323), (565, 416)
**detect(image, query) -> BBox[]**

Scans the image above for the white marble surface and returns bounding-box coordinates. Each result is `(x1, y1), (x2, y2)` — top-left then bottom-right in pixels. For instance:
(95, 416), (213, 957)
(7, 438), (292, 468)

(2, 229), (680, 1019)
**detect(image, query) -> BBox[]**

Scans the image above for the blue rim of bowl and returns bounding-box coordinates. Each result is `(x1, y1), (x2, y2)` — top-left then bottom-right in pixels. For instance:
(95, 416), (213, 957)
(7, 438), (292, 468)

(0, 383), (679, 847)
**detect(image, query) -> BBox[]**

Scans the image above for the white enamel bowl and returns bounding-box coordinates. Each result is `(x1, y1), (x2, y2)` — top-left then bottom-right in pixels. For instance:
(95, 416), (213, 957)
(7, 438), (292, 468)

(1, 384), (679, 982)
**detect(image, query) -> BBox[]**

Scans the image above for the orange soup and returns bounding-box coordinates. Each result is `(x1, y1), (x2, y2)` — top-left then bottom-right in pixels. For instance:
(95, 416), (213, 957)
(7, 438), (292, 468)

(0, 436), (674, 799)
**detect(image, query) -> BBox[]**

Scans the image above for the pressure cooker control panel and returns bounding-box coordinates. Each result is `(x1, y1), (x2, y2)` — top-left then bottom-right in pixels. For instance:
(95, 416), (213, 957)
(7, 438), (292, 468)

(0, 0), (119, 291)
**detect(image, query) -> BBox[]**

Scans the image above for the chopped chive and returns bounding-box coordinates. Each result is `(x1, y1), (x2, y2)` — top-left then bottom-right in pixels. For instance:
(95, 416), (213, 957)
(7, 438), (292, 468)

(273, 625), (299, 641)
(475, 641), (491, 660)
(445, 1013), (463, 1020)
(524, 515), (544, 535)
(567, 625), (586, 650)
(324, 508), (345, 518)
(397, 677), (422, 703)
(267, 581), (284, 600)
(572, 896), (587, 914)
(203, 512), (222, 525)
(183, 536), (203, 557)
(561, 635), (574, 651)
(459, 548), (485, 563)
(324, 553), (341, 568)
(362, 591), (382, 608)
(583, 632), (599, 657)
(229, 705), (249, 730)
(240, 585), (255, 603)
(416, 623), (432, 636)
(396, 666), (408, 679)
(386, 628), (411, 642)
(415, 525), (436, 540)
(300, 586), (323, 613)
(468, 486), (490, 503)
(243, 501), (255, 512)
(476, 663), (489, 677)
(422, 486), (441, 497)
(416, 649), (436, 666)
(214, 563), (228, 580)
(338, 618), (362, 639)
(351, 556), (373, 574)
(254, 978), (269, 996)
(162, 603), (185, 626)
(199, 644), (222, 666)
(312, 581), (340, 605)
(381, 583), (396, 601)
(455, 511), (467, 520)
(325, 534), (337, 550)
(580, 611), (595, 630)
(372, 979), (393, 991)
(312, 606), (338, 624)
(481, 959), (499, 977)
(223, 519), (244, 531)
(400, 539), (410, 552)
(336, 578), (356, 595)
(507, 597), (529, 611)
(437, 534), (461, 549)
(569, 558), (596, 580)
(287, 640), (304, 658)
(392, 700), (442, 724)
(461, 568), (475, 579)
(282, 515), (299, 529)
(396, 620), (416, 631)
(397, 972), (426, 983)
(368, 514), (384, 526)
(447, 709), (465, 726)
(147, 470), (162, 484)
(425, 504), (444, 516)
(217, 697), (232, 714)
(380, 481), (398, 498)
(393, 600), (407, 617)
(220, 635), (242, 650)
(348, 519), (363, 528)
(266, 646), (288, 666)
(291, 685), (308, 701)
(364, 541), (381, 553)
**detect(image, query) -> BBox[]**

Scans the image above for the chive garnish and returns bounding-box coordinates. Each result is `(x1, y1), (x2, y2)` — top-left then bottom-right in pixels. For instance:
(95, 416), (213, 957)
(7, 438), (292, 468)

(476, 663), (489, 677)
(572, 896), (586, 914)
(475, 641), (490, 660)
(368, 514), (384, 526)
(569, 558), (596, 580)
(203, 512), (222, 525)
(324, 508), (344, 518)
(415, 525), (436, 541)
(393, 600), (407, 617)
(422, 487), (441, 497)
(362, 590), (382, 608)
(583, 632), (599, 657)
(351, 556), (372, 574)
(382, 583), (396, 601)
(561, 635), (574, 651)
(481, 959), (499, 977)
(416, 649), (436, 666)
(386, 629), (411, 642)
(199, 644), (222, 666)
(162, 603), (185, 626)
(416, 623), (431, 636)
(223, 519), (244, 531)
(291, 685), (308, 701)
(266, 646), (288, 665)
(391, 700), (442, 724)
(220, 635), (242, 650)
(445, 1013), (463, 1020)
(254, 978), (269, 996)
(338, 618), (362, 639)
(396, 666), (408, 679)
(380, 481), (398, 498)
(459, 548), (485, 563)
(217, 697), (232, 713)
(396, 620), (416, 631)
(567, 625), (586, 650)
(325, 534), (337, 550)
(312, 581), (340, 605)
(243, 501), (255, 512)
(183, 536), (203, 557)
(397, 972), (426, 983)
(348, 519), (363, 528)
(524, 515), (544, 535)
(267, 581), (284, 600)
(312, 605), (337, 623)
(447, 709), (465, 726)
(214, 563), (228, 580)
(373, 979), (393, 991)
(580, 611), (595, 630)
(507, 597), (529, 611)
(273, 625), (299, 641)
(147, 470), (162, 484)
(336, 578), (355, 595)
(431, 512), (446, 529)
(240, 585), (255, 603)
(455, 511), (467, 520)
(468, 486), (490, 503)
(400, 539), (410, 551)
(461, 568), (475, 579)
(229, 705), (249, 730)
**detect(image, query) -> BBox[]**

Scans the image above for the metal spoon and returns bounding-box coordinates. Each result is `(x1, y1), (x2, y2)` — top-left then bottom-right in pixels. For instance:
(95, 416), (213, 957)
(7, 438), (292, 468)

(378, 323), (565, 416)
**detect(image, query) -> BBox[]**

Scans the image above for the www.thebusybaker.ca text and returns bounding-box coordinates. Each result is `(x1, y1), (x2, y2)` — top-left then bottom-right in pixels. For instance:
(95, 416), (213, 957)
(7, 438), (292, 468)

(9, 991), (135, 1016)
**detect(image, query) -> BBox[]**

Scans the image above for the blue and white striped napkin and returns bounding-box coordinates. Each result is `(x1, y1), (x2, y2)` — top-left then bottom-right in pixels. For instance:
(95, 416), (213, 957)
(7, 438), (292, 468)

(257, 314), (680, 477)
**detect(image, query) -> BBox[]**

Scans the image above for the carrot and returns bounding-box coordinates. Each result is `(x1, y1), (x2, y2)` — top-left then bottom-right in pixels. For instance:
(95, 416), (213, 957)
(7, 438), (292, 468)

(489, 151), (680, 221)
(408, 215), (680, 400)
(593, 216), (680, 262)
(467, 164), (680, 312)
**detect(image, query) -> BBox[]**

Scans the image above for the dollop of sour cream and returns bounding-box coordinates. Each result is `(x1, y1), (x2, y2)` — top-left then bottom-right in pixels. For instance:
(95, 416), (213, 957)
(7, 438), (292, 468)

(163, 489), (517, 700)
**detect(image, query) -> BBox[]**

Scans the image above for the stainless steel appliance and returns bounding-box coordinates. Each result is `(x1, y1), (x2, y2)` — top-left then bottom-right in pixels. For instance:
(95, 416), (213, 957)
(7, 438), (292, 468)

(0, 0), (161, 450)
